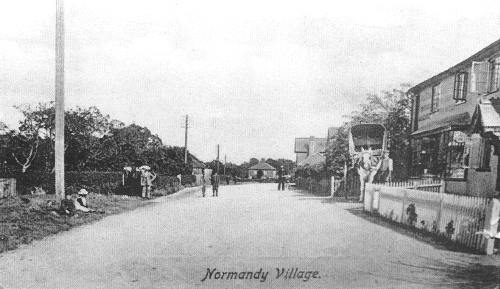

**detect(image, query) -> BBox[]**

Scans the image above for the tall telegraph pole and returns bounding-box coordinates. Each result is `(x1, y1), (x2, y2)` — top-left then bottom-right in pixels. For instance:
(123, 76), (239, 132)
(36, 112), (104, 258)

(184, 115), (189, 164)
(55, 0), (65, 200)
(216, 145), (220, 174)
(224, 155), (226, 175)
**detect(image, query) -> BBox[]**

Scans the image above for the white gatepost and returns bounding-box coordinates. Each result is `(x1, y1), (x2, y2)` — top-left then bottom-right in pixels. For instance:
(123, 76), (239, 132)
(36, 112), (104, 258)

(364, 183), (374, 212)
(372, 185), (380, 212)
(483, 198), (500, 255)
(330, 176), (335, 197)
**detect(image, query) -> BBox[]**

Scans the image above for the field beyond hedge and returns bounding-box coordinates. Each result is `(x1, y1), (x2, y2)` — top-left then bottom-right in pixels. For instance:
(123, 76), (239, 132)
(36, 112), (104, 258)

(0, 185), (185, 253)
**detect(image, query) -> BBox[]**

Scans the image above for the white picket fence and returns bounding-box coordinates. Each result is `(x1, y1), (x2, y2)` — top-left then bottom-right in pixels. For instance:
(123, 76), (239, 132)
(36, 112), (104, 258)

(376, 179), (442, 193)
(364, 182), (500, 255)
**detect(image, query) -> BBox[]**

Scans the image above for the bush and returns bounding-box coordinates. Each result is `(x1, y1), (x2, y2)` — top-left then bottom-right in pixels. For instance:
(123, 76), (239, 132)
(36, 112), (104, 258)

(181, 174), (196, 185)
(65, 171), (123, 195)
(155, 175), (180, 191)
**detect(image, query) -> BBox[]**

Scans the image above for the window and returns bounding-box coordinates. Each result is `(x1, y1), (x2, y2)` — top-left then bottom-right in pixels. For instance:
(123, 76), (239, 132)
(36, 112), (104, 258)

(411, 94), (420, 131)
(445, 131), (468, 179)
(431, 84), (441, 113)
(421, 135), (441, 175)
(471, 61), (490, 93)
(453, 72), (468, 103)
(410, 138), (422, 177)
(489, 57), (500, 92)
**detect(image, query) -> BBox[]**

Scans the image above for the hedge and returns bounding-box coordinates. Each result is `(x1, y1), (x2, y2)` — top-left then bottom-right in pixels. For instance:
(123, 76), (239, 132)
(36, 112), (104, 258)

(2, 170), (184, 196)
(181, 174), (196, 185)
(65, 171), (123, 195)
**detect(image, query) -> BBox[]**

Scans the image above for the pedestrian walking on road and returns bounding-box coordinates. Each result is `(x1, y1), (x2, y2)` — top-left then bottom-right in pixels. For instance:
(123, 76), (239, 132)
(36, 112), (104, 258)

(277, 166), (285, 191)
(140, 166), (156, 199)
(211, 172), (220, 197)
(201, 177), (206, 197)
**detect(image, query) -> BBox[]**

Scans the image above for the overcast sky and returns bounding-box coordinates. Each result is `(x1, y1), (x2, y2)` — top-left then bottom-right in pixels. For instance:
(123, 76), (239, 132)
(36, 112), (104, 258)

(1, 0), (500, 163)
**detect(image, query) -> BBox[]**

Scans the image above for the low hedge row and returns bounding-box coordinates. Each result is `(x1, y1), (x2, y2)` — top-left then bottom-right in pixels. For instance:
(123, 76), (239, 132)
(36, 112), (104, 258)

(65, 171), (123, 195)
(181, 174), (196, 185)
(4, 171), (185, 196)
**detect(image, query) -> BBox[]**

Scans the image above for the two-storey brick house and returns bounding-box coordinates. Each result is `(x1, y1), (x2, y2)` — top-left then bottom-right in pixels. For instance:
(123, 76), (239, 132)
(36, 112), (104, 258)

(408, 38), (500, 196)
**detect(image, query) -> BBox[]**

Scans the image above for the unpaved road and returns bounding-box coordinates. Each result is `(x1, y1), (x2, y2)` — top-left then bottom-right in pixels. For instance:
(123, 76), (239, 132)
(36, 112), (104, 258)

(0, 183), (499, 289)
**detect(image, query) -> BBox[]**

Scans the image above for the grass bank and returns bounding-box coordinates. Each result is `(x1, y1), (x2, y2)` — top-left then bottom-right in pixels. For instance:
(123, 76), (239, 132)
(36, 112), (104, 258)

(0, 186), (191, 253)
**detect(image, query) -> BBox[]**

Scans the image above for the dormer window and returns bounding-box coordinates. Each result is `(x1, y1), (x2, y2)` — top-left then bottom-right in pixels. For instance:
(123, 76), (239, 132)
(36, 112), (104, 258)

(431, 84), (441, 113)
(453, 72), (468, 103)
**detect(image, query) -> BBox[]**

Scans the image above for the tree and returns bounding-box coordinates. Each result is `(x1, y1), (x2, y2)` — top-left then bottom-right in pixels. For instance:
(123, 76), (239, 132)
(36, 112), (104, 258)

(265, 158), (295, 174)
(3, 102), (196, 176)
(325, 124), (350, 177)
(326, 84), (412, 180)
(249, 158), (259, 166)
(9, 103), (49, 172)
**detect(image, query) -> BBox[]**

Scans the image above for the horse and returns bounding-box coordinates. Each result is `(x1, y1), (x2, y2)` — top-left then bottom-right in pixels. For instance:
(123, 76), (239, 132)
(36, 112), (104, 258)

(354, 148), (381, 202)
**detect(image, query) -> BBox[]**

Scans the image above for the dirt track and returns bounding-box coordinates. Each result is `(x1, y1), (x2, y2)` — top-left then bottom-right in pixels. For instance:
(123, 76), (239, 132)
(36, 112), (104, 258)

(0, 183), (499, 289)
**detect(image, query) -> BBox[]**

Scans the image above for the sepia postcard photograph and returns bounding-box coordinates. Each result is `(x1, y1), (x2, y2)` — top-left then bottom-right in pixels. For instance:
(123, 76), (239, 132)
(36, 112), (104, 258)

(1, 0), (500, 288)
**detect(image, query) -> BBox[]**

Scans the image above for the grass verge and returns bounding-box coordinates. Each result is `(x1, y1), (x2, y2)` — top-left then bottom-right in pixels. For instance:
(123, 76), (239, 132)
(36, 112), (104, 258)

(0, 185), (187, 253)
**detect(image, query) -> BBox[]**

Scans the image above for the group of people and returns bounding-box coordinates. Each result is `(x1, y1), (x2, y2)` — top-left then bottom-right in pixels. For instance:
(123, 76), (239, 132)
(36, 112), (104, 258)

(124, 165), (157, 199)
(202, 172), (221, 197)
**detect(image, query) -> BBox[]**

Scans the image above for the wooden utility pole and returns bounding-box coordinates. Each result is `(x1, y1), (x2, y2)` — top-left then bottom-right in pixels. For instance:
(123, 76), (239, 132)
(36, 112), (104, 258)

(216, 145), (220, 174)
(184, 115), (189, 164)
(55, 0), (65, 200)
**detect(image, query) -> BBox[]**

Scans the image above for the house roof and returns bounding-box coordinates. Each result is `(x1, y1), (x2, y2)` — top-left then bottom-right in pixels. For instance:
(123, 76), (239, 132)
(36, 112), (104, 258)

(248, 162), (276, 171)
(190, 154), (206, 168)
(294, 137), (327, 153)
(409, 38), (500, 94)
(298, 153), (326, 167)
(471, 99), (500, 136)
(411, 112), (470, 137)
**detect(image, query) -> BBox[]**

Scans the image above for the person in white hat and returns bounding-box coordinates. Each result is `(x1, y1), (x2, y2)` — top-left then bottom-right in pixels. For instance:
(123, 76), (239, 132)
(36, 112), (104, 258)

(74, 189), (94, 212)
(140, 167), (157, 199)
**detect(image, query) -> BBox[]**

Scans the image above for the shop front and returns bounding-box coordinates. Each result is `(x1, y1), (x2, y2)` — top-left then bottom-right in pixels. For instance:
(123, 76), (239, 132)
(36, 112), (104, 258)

(411, 129), (469, 180)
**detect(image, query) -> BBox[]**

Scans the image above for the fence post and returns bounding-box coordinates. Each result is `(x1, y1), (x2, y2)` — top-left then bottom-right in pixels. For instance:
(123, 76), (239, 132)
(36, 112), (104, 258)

(483, 198), (500, 255)
(372, 185), (380, 212)
(11, 179), (16, 197)
(364, 183), (374, 212)
(436, 179), (445, 233)
(401, 189), (407, 223)
(330, 176), (335, 197)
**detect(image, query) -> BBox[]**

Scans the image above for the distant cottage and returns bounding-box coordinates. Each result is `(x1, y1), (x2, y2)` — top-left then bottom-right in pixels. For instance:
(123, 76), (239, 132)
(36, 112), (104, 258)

(248, 162), (277, 179)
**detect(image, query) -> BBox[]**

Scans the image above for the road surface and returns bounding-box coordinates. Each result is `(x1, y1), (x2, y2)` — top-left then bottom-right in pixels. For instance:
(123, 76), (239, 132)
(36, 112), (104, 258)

(0, 183), (498, 289)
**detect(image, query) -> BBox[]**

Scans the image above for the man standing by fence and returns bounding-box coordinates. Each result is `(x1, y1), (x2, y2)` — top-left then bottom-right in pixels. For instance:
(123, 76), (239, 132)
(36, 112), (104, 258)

(211, 172), (220, 197)
(377, 150), (393, 183)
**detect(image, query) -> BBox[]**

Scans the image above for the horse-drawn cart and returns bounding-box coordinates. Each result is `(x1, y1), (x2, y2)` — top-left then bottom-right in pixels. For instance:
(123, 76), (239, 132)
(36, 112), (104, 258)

(343, 124), (388, 201)
(348, 123), (388, 157)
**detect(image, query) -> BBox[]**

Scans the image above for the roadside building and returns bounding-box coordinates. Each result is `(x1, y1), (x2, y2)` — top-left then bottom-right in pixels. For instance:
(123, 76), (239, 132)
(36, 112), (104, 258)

(190, 155), (206, 175)
(294, 136), (327, 165)
(408, 38), (500, 196)
(248, 162), (277, 179)
(298, 152), (326, 167)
